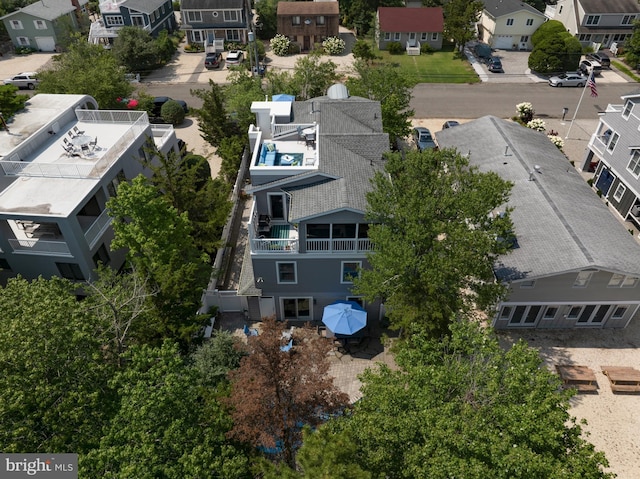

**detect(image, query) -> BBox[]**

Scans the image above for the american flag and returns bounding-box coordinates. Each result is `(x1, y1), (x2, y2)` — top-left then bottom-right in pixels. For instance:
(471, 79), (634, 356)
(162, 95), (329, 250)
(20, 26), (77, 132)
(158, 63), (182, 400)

(587, 72), (598, 97)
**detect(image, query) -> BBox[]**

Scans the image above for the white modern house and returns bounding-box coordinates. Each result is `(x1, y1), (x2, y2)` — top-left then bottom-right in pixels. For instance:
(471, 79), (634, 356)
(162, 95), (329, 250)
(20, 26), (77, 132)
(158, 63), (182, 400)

(0, 94), (181, 283)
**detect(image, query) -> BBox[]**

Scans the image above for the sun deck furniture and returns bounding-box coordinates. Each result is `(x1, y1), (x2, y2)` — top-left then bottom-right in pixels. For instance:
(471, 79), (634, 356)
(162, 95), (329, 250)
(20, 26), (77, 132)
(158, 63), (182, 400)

(555, 365), (598, 393)
(243, 324), (259, 337)
(602, 366), (640, 393)
(259, 143), (277, 166)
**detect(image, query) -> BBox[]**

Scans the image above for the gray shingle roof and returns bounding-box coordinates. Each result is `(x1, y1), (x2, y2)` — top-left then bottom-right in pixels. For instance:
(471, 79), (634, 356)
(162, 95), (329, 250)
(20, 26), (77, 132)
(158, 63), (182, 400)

(579, 0), (640, 14)
(2, 0), (88, 21)
(122, 0), (168, 14)
(435, 116), (640, 281)
(181, 0), (245, 9)
(283, 98), (388, 222)
(482, 0), (544, 19)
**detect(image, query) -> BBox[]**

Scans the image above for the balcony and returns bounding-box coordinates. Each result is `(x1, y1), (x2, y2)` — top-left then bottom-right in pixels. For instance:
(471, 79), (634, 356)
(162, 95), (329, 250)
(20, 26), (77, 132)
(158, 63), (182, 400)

(8, 238), (71, 256)
(306, 238), (372, 253)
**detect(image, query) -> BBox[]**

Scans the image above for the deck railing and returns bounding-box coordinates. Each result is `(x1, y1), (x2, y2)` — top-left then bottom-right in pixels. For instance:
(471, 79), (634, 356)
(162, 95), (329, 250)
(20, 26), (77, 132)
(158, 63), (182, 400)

(306, 238), (372, 252)
(251, 238), (299, 253)
(84, 209), (112, 249)
(8, 239), (71, 256)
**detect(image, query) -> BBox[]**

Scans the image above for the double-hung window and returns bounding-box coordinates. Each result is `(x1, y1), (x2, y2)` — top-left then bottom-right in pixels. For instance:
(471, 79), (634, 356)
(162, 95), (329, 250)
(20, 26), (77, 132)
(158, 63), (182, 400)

(10, 20), (23, 30)
(186, 11), (202, 23)
(223, 10), (238, 22)
(341, 261), (361, 284)
(277, 262), (297, 284)
(586, 15), (600, 25)
(628, 150), (640, 177)
(506, 18), (514, 26)
(607, 132), (619, 152)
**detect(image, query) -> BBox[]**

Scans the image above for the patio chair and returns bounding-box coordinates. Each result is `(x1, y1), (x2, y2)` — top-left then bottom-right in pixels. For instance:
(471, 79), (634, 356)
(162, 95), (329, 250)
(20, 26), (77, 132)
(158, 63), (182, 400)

(67, 131), (76, 139)
(73, 125), (85, 135)
(89, 136), (98, 151)
(280, 339), (293, 352)
(81, 144), (91, 155)
(243, 324), (258, 337)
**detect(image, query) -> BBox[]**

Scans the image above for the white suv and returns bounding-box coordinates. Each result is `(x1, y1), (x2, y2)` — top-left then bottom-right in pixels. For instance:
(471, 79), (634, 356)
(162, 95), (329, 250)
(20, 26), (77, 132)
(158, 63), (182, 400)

(3, 72), (39, 90)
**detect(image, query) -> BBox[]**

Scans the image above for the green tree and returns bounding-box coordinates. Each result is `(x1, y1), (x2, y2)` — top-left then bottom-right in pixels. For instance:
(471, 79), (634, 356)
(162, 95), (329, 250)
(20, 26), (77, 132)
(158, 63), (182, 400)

(624, 19), (640, 68)
(529, 32), (582, 74)
(289, 53), (339, 100)
(351, 40), (379, 63)
(443, 0), (484, 53)
(191, 330), (247, 389)
(0, 84), (28, 121)
(355, 148), (513, 337)
(318, 320), (613, 478)
(531, 19), (566, 47)
(160, 99), (186, 125)
(255, 0), (279, 39)
(82, 341), (250, 478)
(225, 70), (268, 132)
(140, 142), (232, 256)
(107, 175), (211, 343)
(36, 36), (134, 109)
(192, 80), (239, 148)
(346, 60), (414, 148)
(217, 135), (247, 184)
(0, 276), (113, 453)
(111, 26), (159, 74)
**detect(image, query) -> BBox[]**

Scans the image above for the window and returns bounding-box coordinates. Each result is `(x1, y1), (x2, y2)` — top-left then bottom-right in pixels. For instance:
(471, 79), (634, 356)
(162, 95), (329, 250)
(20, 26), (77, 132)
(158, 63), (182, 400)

(520, 35), (529, 43)
(508, 305), (527, 324)
(282, 298), (311, 319)
(608, 273), (625, 287)
(431, 32), (438, 41)
(567, 306), (582, 319)
(223, 10), (238, 22)
(226, 29), (240, 41)
(622, 276), (639, 288)
(105, 15), (124, 26)
(526, 18), (534, 26)
(292, 16), (301, 26)
(607, 132), (619, 152)
(384, 32), (391, 41)
(623, 100), (633, 118)
(506, 18), (514, 26)
(612, 306), (628, 319)
(543, 306), (558, 319)
(131, 15), (144, 27)
(573, 271), (593, 288)
(56, 262), (84, 281)
(585, 15), (600, 25)
(34, 20), (46, 30)
(613, 34), (629, 42)
(622, 15), (637, 25)
(421, 32), (428, 41)
(186, 11), (202, 22)
(520, 280), (535, 288)
(523, 305), (541, 324)
(192, 30), (204, 43)
(578, 34), (592, 42)
(0, 258), (12, 271)
(613, 183), (626, 202)
(626, 151), (640, 177)
(317, 16), (325, 25)
(277, 262), (297, 284)
(333, 224), (356, 238)
(107, 170), (126, 197)
(10, 20), (23, 30)
(93, 244), (110, 267)
(558, 5), (563, 14)
(16, 37), (29, 46)
(394, 32), (401, 41)
(346, 296), (365, 308)
(307, 224), (330, 238)
(341, 261), (361, 284)
(499, 306), (512, 320)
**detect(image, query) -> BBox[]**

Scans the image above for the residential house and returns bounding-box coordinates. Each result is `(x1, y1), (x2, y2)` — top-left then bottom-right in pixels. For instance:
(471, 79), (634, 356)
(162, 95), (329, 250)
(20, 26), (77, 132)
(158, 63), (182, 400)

(180, 0), (250, 46)
(545, 0), (640, 49)
(584, 89), (640, 231)
(237, 86), (388, 323)
(89, 0), (176, 47)
(1, 0), (89, 52)
(436, 116), (640, 330)
(479, 0), (546, 51)
(0, 94), (181, 284)
(277, 1), (339, 52)
(376, 6), (443, 52)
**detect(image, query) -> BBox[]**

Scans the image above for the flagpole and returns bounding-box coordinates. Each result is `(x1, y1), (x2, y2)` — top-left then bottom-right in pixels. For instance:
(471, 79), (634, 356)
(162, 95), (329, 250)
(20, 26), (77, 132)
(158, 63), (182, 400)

(564, 71), (591, 140)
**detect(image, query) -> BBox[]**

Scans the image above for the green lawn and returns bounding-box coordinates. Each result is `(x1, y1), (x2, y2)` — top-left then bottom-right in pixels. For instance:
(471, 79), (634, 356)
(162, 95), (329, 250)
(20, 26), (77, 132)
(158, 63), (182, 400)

(374, 45), (479, 85)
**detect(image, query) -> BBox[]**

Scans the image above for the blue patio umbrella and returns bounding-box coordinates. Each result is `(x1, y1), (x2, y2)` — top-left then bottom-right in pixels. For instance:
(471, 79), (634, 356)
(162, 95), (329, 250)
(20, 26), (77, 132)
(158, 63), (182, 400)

(272, 93), (295, 102)
(322, 300), (367, 336)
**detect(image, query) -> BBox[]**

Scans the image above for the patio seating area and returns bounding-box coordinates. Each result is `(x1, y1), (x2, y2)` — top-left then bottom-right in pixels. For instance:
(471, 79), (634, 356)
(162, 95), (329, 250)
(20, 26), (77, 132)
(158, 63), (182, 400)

(602, 366), (640, 394)
(555, 365), (599, 393)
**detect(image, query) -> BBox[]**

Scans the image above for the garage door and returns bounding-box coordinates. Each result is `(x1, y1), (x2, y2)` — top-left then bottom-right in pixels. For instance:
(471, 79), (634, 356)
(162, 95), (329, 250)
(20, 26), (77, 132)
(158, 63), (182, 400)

(494, 36), (513, 50)
(35, 36), (56, 52)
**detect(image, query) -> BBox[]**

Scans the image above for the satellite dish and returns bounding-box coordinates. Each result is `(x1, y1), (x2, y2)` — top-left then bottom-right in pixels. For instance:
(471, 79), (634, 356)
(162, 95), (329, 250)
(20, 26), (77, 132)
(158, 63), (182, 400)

(327, 83), (349, 100)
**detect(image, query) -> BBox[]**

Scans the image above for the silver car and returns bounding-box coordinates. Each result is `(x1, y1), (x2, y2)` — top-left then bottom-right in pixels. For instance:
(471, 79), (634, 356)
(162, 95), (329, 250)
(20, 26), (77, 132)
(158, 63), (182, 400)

(3, 72), (39, 90)
(548, 73), (585, 87)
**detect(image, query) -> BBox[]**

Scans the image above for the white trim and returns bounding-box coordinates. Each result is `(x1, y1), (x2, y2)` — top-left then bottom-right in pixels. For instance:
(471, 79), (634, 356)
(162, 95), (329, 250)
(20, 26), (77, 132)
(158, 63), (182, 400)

(276, 261), (297, 284)
(10, 20), (23, 30)
(280, 296), (313, 320)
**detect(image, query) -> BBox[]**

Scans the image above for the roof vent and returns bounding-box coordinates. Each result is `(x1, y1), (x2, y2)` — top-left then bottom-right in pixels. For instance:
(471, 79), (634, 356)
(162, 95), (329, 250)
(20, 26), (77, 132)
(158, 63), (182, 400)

(327, 83), (349, 100)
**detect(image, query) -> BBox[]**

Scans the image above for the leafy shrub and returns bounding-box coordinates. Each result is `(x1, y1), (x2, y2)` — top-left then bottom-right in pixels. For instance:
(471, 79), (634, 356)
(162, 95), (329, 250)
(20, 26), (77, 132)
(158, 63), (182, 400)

(271, 34), (290, 56)
(161, 100), (186, 125)
(548, 135), (564, 150)
(352, 40), (378, 62)
(526, 118), (546, 131)
(288, 42), (301, 54)
(516, 102), (534, 123)
(420, 43), (434, 54)
(15, 46), (36, 55)
(387, 42), (404, 55)
(184, 43), (203, 53)
(322, 36), (346, 55)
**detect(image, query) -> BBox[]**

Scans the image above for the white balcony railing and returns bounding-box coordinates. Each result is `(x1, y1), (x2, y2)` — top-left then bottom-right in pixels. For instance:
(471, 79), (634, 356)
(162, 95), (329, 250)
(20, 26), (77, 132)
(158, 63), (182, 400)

(589, 135), (608, 156)
(306, 238), (372, 253)
(251, 238), (298, 253)
(9, 239), (71, 256)
(84, 209), (112, 249)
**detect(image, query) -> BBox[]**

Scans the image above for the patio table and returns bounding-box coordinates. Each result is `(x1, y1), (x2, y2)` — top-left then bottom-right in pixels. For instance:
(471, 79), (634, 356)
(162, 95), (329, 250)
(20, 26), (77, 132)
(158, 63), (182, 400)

(555, 365), (598, 393)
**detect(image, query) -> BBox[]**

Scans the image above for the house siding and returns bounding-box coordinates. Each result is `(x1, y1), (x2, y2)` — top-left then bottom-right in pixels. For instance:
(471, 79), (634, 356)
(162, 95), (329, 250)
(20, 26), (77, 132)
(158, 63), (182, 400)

(377, 32), (442, 51)
(483, 10), (545, 50)
(278, 14), (339, 51)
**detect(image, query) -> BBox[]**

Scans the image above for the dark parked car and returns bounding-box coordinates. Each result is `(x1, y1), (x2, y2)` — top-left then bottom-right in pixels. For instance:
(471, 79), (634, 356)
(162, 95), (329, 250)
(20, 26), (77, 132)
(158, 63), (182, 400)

(586, 52), (610, 69)
(411, 127), (436, 151)
(442, 120), (460, 129)
(151, 96), (188, 122)
(204, 51), (222, 69)
(486, 56), (503, 73)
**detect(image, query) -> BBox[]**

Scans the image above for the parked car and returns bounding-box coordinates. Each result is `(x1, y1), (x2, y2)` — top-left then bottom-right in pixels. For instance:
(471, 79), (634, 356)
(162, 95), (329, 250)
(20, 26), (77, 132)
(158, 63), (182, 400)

(412, 127), (436, 151)
(152, 96), (189, 120)
(204, 51), (222, 69)
(586, 52), (610, 69)
(548, 72), (586, 87)
(486, 56), (503, 73)
(3, 72), (39, 90)
(226, 50), (244, 67)
(442, 121), (460, 129)
(579, 59), (602, 76)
